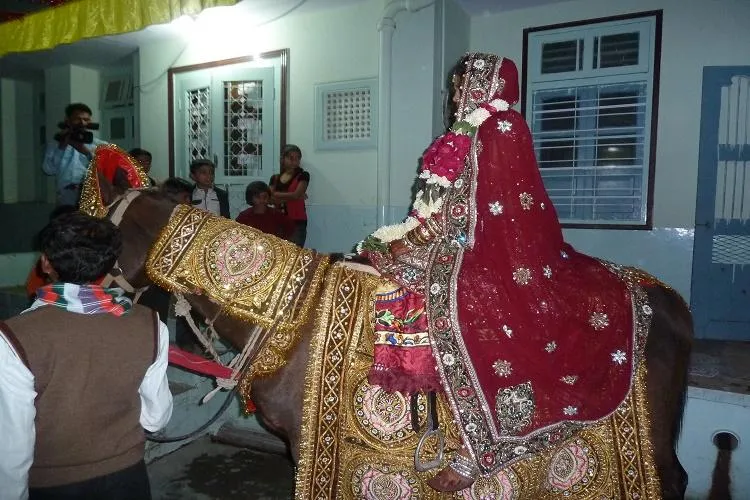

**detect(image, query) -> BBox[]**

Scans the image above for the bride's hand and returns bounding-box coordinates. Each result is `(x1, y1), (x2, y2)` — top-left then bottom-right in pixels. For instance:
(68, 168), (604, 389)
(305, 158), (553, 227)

(389, 239), (410, 258)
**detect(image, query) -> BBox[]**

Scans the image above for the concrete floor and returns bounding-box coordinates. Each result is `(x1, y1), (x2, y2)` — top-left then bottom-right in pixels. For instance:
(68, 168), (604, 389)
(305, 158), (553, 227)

(148, 437), (295, 500)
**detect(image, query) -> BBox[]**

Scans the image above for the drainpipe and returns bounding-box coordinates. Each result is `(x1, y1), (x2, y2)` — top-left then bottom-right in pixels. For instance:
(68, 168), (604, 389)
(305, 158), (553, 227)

(376, 0), (435, 226)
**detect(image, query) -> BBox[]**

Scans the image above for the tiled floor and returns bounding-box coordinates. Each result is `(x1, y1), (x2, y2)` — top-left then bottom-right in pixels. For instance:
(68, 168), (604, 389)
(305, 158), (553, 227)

(148, 437), (294, 500)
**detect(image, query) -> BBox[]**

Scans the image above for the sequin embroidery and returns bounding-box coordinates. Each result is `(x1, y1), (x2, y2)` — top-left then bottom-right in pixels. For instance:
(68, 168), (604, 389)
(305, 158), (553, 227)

(495, 381), (535, 436)
(493, 359), (513, 378)
(519, 192), (534, 210)
(611, 350), (627, 365)
(489, 201), (504, 215)
(589, 312), (610, 331)
(497, 120), (512, 133)
(560, 375), (578, 385)
(512, 267), (532, 285)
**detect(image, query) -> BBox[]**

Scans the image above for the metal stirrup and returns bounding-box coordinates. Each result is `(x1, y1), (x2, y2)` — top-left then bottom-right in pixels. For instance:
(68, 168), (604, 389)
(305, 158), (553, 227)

(414, 392), (445, 472)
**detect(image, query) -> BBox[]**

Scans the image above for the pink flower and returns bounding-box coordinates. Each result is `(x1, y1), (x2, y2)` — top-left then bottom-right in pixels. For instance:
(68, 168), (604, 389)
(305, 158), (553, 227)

(421, 132), (471, 182)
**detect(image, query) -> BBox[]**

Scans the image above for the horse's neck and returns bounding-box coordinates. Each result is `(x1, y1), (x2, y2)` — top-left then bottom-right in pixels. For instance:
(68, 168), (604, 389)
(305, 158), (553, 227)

(184, 293), (251, 349)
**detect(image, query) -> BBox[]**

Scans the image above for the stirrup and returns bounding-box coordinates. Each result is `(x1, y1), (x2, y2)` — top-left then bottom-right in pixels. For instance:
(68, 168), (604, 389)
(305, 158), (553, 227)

(414, 427), (445, 472)
(414, 391), (444, 472)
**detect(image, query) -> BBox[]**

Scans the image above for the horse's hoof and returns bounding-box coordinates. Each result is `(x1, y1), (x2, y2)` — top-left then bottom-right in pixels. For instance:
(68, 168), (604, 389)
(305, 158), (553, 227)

(426, 466), (475, 492)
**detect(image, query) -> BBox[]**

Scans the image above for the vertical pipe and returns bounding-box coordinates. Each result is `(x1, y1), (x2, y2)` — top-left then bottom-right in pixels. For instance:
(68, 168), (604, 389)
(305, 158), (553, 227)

(376, 0), (435, 227)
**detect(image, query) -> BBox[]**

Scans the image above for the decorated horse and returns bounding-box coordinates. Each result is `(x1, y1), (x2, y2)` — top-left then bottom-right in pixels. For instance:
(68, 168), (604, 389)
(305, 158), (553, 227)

(81, 53), (695, 499)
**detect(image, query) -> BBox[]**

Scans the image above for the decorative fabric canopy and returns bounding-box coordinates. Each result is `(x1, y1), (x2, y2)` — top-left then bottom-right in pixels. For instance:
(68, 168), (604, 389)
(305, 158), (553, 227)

(0, 0), (237, 58)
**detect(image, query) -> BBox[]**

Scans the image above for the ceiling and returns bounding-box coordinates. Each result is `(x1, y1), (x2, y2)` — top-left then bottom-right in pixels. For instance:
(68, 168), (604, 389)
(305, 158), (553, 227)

(0, 0), (567, 79)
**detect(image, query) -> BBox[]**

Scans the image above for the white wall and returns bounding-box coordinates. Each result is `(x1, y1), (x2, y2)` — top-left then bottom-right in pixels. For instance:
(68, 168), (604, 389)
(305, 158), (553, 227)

(388, 0), (471, 223)
(69, 65), (101, 127)
(470, 0), (750, 301)
(433, 0), (470, 137)
(388, 4), (440, 222)
(138, 1), (384, 251)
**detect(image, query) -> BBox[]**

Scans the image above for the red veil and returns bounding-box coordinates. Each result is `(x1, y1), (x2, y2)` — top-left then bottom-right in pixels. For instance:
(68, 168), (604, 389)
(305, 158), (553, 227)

(362, 54), (648, 474)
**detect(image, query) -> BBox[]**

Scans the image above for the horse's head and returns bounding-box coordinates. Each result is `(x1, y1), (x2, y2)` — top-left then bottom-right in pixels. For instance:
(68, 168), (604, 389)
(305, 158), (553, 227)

(96, 174), (179, 291)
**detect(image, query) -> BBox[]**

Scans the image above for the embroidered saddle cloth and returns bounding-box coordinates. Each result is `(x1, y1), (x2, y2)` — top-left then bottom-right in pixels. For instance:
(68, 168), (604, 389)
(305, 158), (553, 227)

(146, 205), (329, 370)
(296, 264), (661, 499)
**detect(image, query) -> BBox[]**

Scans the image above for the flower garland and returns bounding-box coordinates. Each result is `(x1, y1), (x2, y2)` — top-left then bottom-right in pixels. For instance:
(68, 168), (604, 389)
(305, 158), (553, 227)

(359, 98), (509, 253)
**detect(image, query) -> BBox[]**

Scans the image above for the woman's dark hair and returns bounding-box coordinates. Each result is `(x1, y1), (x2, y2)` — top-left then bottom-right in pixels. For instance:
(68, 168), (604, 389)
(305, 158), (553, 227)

(281, 144), (302, 159)
(38, 212), (122, 284)
(245, 181), (270, 206)
(444, 55), (472, 129)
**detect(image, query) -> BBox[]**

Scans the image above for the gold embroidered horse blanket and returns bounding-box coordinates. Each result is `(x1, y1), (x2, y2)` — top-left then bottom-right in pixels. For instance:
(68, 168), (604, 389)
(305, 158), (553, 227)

(295, 265), (662, 499)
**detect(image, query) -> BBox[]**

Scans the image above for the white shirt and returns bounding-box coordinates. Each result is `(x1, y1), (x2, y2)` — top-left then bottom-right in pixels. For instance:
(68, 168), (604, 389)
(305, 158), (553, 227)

(192, 187), (222, 216)
(0, 310), (173, 500)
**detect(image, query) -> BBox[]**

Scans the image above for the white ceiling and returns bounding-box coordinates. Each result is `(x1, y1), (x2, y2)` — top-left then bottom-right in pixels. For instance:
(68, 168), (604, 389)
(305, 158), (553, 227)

(0, 0), (566, 79)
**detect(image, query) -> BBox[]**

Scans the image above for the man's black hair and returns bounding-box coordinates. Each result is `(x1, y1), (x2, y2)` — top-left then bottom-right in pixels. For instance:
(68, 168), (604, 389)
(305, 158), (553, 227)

(245, 181), (270, 206)
(190, 158), (215, 175)
(161, 177), (193, 202)
(38, 212), (122, 284)
(64, 102), (93, 118)
(129, 148), (152, 160)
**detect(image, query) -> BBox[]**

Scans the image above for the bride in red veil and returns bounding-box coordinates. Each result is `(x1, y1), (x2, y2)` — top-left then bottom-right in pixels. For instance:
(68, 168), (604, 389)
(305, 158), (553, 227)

(359, 53), (647, 485)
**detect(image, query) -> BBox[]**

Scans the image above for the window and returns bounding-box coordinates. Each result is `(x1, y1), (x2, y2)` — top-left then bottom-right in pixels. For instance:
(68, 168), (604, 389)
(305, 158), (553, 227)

(523, 12), (661, 227)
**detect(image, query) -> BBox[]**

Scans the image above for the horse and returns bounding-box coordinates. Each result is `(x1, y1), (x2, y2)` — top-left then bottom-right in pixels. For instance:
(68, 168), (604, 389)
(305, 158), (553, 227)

(103, 182), (695, 499)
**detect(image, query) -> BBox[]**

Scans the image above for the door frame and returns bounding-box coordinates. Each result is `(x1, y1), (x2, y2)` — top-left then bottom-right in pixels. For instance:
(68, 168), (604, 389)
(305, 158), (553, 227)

(167, 48), (289, 177)
(690, 66), (750, 339)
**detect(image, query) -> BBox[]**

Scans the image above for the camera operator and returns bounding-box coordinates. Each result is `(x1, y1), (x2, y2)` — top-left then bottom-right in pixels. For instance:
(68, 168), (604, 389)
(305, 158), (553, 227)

(42, 103), (108, 206)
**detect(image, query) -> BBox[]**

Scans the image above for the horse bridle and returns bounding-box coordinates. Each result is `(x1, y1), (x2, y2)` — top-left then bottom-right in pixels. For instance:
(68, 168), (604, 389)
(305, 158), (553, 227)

(100, 189), (150, 301)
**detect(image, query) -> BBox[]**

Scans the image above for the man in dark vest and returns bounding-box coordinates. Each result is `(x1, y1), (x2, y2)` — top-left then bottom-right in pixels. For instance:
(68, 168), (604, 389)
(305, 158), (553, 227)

(0, 212), (172, 500)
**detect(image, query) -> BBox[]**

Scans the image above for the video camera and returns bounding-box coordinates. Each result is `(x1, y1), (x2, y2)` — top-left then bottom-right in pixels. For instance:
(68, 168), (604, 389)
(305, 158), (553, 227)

(54, 121), (100, 144)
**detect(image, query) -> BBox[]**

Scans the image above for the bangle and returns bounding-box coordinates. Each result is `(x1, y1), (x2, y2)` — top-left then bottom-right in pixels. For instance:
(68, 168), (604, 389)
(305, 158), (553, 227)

(449, 452), (479, 480)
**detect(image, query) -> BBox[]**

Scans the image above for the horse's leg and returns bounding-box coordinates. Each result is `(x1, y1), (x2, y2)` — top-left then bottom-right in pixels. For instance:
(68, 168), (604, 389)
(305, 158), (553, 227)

(250, 324), (312, 464)
(184, 295), (310, 461)
(644, 286), (693, 499)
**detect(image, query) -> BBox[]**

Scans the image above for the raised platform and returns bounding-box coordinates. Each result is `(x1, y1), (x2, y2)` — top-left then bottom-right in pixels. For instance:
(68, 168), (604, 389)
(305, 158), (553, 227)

(688, 339), (750, 395)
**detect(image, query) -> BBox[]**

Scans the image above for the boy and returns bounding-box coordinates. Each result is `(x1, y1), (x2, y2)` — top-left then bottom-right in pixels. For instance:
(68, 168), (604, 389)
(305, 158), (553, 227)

(189, 159), (229, 218)
(0, 212), (172, 500)
(128, 148), (156, 186)
(160, 177), (194, 205)
(236, 181), (295, 241)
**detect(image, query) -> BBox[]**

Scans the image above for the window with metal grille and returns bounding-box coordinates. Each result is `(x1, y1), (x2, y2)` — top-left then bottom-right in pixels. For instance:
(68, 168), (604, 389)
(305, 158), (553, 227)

(524, 12), (661, 227)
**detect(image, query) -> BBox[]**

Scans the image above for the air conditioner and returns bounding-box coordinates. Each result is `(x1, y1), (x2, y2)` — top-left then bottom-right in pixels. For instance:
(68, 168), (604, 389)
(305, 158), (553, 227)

(101, 75), (133, 109)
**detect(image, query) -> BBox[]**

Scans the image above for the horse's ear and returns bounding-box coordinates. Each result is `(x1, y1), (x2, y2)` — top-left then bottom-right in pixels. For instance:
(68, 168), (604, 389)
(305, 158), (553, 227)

(97, 170), (124, 206)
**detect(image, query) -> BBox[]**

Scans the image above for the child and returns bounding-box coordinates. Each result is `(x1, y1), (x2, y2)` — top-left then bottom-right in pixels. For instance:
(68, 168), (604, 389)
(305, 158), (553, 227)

(129, 148), (157, 186)
(160, 177), (194, 205)
(269, 144), (310, 246)
(236, 181), (295, 241)
(189, 159), (229, 217)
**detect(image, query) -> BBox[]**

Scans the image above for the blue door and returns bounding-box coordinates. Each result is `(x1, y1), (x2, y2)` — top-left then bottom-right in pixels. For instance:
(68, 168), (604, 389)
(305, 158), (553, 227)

(691, 67), (750, 339)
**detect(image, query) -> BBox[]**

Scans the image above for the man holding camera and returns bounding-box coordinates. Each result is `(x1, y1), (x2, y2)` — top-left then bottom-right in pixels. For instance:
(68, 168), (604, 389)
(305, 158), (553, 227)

(42, 103), (107, 207)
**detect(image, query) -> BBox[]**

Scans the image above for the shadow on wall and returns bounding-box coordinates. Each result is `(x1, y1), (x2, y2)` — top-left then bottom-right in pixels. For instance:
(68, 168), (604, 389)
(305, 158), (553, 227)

(0, 203), (56, 253)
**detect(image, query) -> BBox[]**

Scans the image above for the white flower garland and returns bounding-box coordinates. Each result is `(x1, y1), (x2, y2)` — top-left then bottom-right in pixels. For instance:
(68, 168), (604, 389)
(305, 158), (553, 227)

(360, 97), (510, 247)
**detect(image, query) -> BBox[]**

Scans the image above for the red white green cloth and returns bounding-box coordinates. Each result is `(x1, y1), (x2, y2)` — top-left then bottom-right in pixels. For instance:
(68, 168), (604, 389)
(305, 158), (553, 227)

(31, 283), (132, 316)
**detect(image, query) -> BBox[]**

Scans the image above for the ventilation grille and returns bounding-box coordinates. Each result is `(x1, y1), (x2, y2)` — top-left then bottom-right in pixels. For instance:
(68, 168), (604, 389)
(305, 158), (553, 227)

(315, 78), (377, 150)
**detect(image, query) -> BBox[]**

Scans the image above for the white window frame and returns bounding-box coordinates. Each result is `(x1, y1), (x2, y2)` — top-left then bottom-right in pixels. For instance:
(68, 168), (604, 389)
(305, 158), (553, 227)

(523, 12), (661, 228)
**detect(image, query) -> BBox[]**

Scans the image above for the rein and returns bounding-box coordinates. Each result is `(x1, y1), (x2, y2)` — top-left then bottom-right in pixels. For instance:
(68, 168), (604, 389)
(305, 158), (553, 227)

(101, 190), (150, 302)
(102, 190), (278, 441)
